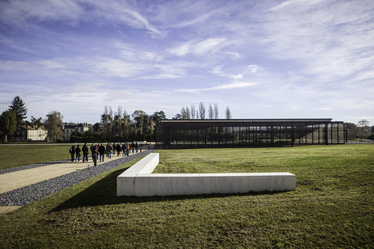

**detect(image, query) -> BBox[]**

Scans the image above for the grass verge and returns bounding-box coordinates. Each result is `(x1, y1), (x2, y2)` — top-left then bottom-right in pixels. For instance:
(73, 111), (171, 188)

(0, 145), (72, 169)
(0, 144), (373, 248)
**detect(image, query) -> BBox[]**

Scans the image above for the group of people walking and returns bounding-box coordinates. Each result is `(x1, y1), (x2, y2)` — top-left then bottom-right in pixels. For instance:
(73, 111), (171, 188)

(69, 142), (140, 165)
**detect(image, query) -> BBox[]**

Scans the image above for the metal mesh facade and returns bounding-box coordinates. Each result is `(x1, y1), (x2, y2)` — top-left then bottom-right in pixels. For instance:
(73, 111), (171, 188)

(156, 119), (345, 149)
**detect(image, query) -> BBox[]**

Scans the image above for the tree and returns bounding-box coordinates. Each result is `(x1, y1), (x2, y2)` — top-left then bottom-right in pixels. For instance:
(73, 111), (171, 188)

(344, 122), (358, 140)
(150, 111), (166, 123)
(191, 105), (196, 119)
(45, 111), (64, 142)
(0, 110), (17, 143)
(208, 104), (214, 119)
(214, 103), (219, 119)
(71, 130), (83, 137)
(199, 102), (205, 119)
(9, 96), (27, 126)
(113, 106), (122, 137)
(92, 123), (101, 132)
(226, 106), (231, 119)
(181, 107), (191, 119)
(132, 110), (151, 139)
(122, 110), (130, 141)
(30, 116), (43, 127)
(181, 107), (187, 119)
(186, 107), (191, 119)
(357, 119), (370, 139)
(83, 128), (97, 138)
(101, 106), (113, 141)
(172, 113), (182, 120)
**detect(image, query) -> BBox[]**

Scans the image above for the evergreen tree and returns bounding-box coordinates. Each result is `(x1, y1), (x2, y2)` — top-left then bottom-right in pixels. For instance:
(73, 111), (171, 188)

(0, 110), (17, 143)
(9, 96), (27, 126)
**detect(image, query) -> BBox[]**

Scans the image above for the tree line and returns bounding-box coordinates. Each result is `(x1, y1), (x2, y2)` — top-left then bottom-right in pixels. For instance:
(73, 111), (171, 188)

(1, 96), (373, 143)
(87, 106), (166, 143)
(173, 102), (231, 120)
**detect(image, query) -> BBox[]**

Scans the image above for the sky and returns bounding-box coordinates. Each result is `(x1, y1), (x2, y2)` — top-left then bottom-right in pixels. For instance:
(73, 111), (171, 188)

(0, 0), (373, 126)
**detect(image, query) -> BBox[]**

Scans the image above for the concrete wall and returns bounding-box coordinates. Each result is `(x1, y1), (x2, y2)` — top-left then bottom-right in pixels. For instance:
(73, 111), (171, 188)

(117, 153), (296, 197)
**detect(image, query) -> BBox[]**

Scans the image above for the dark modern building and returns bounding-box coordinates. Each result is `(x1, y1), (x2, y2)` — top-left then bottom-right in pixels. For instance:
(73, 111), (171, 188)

(156, 119), (346, 149)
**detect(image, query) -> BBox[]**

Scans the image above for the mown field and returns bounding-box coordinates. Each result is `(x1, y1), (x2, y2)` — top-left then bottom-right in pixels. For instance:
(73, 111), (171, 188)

(0, 145), (72, 169)
(0, 144), (373, 248)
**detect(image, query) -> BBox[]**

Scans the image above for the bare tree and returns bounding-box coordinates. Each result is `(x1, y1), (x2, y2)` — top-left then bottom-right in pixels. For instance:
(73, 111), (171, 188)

(45, 111), (64, 142)
(186, 106), (191, 119)
(191, 105), (196, 119)
(226, 106), (232, 119)
(357, 119), (370, 139)
(181, 107), (187, 119)
(208, 104), (213, 119)
(214, 103), (219, 119)
(199, 102), (205, 119)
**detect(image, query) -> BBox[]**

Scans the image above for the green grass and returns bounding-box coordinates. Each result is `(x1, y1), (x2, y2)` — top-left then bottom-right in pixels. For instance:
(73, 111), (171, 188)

(0, 144), (373, 248)
(0, 145), (72, 169)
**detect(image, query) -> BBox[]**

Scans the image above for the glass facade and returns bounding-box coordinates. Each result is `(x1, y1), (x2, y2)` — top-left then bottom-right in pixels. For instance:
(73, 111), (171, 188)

(156, 119), (346, 149)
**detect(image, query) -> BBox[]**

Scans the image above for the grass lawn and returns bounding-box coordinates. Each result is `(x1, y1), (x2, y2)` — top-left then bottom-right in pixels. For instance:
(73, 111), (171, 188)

(0, 144), (373, 248)
(0, 145), (72, 169)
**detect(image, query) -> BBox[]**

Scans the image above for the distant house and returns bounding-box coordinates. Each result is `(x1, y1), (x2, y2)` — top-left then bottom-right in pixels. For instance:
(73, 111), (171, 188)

(8, 126), (48, 142)
(63, 123), (89, 141)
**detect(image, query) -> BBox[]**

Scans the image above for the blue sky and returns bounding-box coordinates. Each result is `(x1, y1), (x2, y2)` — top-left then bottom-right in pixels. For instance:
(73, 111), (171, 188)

(1, 0), (373, 125)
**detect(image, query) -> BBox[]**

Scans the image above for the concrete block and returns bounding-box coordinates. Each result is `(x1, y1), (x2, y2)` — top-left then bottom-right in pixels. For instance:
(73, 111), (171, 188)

(117, 153), (296, 197)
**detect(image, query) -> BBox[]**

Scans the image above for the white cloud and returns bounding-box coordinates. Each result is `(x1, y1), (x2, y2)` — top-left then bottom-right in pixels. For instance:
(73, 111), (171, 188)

(177, 81), (257, 93)
(248, 65), (259, 73)
(0, 0), (165, 38)
(0, 0), (83, 27)
(209, 66), (243, 79)
(168, 38), (229, 57)
(193, 38), (227, 55)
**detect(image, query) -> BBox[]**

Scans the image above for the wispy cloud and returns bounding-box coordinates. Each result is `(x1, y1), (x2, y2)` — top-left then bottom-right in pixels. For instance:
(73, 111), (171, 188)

(168, 38), (229, 56)
(177, 82), (257, 93)
(0, 0), (166, 38)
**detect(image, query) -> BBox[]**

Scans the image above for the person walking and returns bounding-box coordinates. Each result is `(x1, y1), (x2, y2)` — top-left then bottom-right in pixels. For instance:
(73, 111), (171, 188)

(123, 143), (128, 156)
(126, 143), (130, 156)
(75, 145), (81, 162)
(99, 143), (105, 162)
(106, 143), (112, 158)
(131, 142), (135, 153)
(69, 145), (75, 162)
(116, 143), (121, 156)
(82, 143), (89, 162)
(135, 142), (138, 153)
(96, 144), (100, 160)
(91, 145), (98, 166)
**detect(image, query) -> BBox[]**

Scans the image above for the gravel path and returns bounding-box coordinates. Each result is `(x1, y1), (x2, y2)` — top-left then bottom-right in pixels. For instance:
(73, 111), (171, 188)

(0, 150), (154, 206)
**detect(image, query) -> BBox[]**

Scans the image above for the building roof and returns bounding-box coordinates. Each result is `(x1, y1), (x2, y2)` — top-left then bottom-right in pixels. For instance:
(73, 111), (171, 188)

(19, 125), (47, 130)
(160, 118), (336, 123)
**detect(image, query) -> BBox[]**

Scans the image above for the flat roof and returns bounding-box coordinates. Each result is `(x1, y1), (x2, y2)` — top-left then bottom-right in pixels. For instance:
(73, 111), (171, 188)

(160, 118), (336, 123)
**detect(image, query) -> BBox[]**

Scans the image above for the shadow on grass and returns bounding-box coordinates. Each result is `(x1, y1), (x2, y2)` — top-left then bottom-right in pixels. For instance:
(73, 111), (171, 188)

(51, 166), (283, 212)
